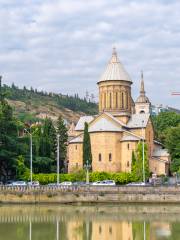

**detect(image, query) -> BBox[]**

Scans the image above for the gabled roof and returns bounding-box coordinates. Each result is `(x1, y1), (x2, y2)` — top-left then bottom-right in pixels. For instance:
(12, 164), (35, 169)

(69, 134), (83, 144)
(75, 116), (94, 131)
(98, 48), (132, 83)
(127, 113), (150, 128)
(89, 112), (124, 133)
(121, 135), (140, 142)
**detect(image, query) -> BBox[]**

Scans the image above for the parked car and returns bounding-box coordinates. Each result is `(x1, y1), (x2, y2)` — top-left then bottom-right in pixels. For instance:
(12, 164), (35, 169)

(60, 181), (72, 186)
(27, 181), (40, 186)
(92, 180), (116, 186)
(126, 182), (150, 186)
(72, 181), (87, 186)
(5, 180), (14, 186)
(11, 181), (26, 186)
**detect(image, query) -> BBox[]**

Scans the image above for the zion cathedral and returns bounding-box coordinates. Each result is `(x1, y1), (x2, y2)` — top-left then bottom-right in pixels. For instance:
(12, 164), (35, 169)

(67, 48), (170, 175)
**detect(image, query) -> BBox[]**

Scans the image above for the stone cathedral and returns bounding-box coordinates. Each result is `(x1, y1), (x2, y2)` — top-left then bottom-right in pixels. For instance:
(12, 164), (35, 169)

(67, 48), (170, 175)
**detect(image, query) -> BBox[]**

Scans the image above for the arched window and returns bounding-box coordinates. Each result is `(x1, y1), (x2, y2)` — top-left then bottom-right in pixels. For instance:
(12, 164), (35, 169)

(109, 92), (112, 109)
(127, 161), (129, 167)
(104, 93), (106, 109)
(126, 92), (128, 109)
(127, 143), (129, 150)
(122, 92), (124, 109)
(109, 153), (112, 161)
(115, 92), (118, 108)
(99, 153), (102, 161)
(140, 110), (145, 114)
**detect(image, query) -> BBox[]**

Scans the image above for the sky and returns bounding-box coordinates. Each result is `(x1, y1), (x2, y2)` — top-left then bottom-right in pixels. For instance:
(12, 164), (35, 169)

(0, 0), (179, 108)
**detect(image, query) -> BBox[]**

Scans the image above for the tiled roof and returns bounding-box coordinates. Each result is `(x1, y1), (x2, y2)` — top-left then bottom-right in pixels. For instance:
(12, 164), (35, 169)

(127, 113), (150, 128)
(89, 116), (123, 133)
(75, 116), (94, 131)
(121, 135), (140, 142)
(152, 149), (169, 157)
(69, 134), (83, 143)
(98, 48), (132, 83)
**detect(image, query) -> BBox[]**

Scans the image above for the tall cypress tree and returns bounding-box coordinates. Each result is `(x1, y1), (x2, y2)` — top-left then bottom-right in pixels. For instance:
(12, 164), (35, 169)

(83, 122), (92, 167)
(57, 116), (68, 173)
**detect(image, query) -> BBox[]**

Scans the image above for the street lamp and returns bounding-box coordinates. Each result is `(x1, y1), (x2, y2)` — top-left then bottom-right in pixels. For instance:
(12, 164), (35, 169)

(24, 128), (33, 184)
(57, 134), (60, 185)
(142, 120), (145, 184)
(84, 160), (91, 184)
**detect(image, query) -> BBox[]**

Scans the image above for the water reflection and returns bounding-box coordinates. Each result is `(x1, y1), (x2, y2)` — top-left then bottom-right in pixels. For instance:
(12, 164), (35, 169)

(0, 204), (180, 240)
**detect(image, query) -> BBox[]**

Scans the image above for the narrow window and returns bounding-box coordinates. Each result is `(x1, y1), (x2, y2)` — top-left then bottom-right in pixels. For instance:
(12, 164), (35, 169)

(116, 92), (118, 108)
(122, 92), (124, 108)
(99, 153), (102, 161)
(109, 92), (112, 109)
(76, 163), (78, 168)
(104, 93), (106, 108)
(126, 92), (128, 109)
(109, 153), (112, 161)
(127, 161), (129, 167)
(127, 143), (130, 150)
(75, 145), (77, 150)
(109, 226), (112, 234)
(99, 226), (102, 234)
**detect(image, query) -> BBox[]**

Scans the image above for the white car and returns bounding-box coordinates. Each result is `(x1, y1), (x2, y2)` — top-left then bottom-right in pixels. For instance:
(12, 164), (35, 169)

(27, 181), (40, 186)
(126, 182), (147, 186)
(60, 181), (72, 186)
(92, 180), (116, 186)
(12, 181), (27, 186)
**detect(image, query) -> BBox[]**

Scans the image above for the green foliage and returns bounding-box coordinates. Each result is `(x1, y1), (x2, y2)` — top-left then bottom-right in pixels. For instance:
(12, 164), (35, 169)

(57, 116), (68, 172)
(152, 112), (180, 143)
(131, 142), (149, 181)
(2, 83), (98, 115)
(16, 155), (28, 179)
(165, 125), (180, 173)
(83, 122), (92, 166)
(23, 171), (134, 185)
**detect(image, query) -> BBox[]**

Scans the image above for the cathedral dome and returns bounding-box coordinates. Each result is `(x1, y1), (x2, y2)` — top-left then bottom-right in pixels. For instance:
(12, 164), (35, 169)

(98, 48), (132, 83)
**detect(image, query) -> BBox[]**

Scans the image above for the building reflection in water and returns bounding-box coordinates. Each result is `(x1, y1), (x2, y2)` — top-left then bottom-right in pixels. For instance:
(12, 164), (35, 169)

(0, 205), (176, 240)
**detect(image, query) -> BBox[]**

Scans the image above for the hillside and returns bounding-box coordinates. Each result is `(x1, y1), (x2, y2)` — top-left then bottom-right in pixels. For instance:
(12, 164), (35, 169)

(2, 84), (98, 124)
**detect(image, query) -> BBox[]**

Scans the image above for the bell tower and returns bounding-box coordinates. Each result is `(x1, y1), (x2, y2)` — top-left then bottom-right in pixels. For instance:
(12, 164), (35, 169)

(97, 48), (133, 123)
(135, 72), (151, 114)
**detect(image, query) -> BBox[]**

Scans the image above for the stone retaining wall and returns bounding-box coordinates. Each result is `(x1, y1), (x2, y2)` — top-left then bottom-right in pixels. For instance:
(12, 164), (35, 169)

(1, 185), (180, 204)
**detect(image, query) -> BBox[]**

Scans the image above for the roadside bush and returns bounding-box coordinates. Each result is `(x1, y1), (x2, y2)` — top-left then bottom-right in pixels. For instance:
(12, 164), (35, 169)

(23, 171), (134, 185)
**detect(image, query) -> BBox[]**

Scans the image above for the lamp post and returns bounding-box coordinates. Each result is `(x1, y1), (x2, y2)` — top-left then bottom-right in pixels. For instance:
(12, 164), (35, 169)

(84, 160), (91, 185)
(57, 134), (60, 185)
(142, 120), (145, 184)
(24, 128), (33, 184)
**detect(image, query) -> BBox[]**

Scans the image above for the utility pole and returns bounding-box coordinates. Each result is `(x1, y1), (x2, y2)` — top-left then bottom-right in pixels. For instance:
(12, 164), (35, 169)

(84, 160), (91, 184)
(24, 128), (33, 184)
(57, 134), (60, 185)
(142, 120), (145, 184)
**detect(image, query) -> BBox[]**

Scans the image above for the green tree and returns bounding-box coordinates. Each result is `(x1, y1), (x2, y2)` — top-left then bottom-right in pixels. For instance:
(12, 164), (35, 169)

(165, 125), (180, 173)
(152, 112), (180, 143)
(131, 142), (149, 181)
(57, 116), (68, 173)
(83, 122), (92, 167)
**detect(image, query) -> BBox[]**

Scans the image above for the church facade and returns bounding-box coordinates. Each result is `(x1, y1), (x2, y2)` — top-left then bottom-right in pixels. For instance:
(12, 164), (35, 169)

(67, 48), (170, 175)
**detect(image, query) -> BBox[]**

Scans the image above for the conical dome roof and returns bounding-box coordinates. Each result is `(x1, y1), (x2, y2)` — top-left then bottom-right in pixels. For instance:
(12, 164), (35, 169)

(98, 48), (132, 83)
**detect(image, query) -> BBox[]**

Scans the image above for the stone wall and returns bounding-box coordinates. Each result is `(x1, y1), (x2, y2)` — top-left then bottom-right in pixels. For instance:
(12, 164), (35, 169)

(1, 186), (180, 204)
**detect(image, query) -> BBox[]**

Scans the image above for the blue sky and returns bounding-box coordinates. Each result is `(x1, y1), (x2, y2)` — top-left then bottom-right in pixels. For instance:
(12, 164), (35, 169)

(0, 0), (179, 108)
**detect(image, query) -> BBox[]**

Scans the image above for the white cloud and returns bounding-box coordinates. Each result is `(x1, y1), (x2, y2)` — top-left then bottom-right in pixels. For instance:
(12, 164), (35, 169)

(0, 0), (179, 108)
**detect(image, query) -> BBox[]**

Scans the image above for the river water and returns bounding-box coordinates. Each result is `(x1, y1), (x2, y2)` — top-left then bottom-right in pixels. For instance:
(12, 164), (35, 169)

(0, 204), (180, 239)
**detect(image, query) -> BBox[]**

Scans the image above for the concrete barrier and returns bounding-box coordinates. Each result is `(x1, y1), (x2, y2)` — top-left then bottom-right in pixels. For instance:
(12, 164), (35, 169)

(0, 185), (180, 204)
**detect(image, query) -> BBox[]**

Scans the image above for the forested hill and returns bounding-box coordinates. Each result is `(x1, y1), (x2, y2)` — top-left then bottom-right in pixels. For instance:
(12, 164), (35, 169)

(2, 83), (98, 123)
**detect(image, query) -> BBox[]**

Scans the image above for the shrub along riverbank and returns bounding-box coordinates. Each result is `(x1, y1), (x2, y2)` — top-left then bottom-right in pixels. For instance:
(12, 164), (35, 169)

(22, 171), (136, 185)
